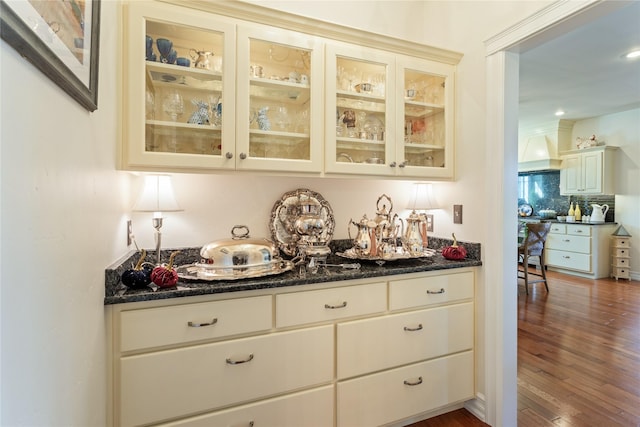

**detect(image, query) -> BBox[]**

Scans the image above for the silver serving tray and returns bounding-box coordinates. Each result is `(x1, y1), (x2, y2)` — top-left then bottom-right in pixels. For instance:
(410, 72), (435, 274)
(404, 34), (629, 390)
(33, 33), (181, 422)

(176, 259), (294, 281)
(336, 247), (436, 262)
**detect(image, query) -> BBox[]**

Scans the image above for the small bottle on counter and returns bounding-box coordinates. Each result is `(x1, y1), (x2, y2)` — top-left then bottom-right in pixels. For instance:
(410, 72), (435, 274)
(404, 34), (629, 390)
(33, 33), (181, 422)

(575, 204), (582, 221)
(568, 203), (575, 217)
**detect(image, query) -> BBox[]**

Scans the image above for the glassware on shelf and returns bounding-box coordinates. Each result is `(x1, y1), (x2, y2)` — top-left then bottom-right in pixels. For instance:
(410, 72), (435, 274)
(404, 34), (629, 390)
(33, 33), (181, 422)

(274, 106), (291, 131)
(145, 89), (155, 120)
(162, 90), (184, 121)
(156, 38), (173, 63)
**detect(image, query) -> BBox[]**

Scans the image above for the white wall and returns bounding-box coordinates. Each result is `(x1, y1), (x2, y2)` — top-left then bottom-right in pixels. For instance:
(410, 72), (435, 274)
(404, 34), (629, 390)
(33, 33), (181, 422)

(1, 1), (549, 425)
(572, 108), (640, 279)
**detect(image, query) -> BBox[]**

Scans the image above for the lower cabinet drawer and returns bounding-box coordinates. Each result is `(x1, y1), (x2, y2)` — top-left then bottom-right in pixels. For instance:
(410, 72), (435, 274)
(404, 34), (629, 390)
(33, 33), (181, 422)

(119, 325), (333, 427)
(276, 282), (387, 328)
(337, 351), (474, 427)
(156, 386), (334, 427)
(119, 295), (272, 352)
(546, 234), (591, 254)
(337, 303), (473, 379)
(546, 249), (591, 272)
(389, 271), (474, 311)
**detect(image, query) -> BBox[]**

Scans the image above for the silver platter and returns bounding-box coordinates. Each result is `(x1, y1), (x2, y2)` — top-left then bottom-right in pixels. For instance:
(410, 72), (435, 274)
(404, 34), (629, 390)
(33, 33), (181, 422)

(176, 259), (294, 281)
(336, 247), (436, 262)
(269, 188), (335, 257)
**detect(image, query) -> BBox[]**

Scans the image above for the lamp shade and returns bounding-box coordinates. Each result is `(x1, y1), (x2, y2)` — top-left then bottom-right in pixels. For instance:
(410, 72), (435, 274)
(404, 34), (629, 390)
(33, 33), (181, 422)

(133, 175), (183, 213)
(408, 182), (438, 211)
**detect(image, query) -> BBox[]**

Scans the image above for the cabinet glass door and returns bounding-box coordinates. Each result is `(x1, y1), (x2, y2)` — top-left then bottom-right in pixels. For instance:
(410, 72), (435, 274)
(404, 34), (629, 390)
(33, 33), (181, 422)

(325, 45), (395, 175)
(236, 26), (323, 172)
(124, 2), (235, 170)
(396, 57), (455, 178)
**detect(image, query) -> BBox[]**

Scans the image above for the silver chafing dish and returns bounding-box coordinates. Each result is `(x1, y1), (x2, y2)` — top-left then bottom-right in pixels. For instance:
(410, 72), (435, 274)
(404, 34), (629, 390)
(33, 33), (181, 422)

(176, 225), (294, 281)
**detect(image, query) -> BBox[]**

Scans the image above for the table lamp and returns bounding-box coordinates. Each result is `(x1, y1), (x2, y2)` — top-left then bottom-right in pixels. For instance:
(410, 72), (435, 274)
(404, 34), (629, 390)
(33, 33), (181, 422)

(133, 174), (183, 265)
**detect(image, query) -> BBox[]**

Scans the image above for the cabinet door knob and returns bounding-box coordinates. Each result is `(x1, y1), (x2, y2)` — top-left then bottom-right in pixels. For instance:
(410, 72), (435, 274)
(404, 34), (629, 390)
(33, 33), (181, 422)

(239, 152), (247, 160)
(389, 162), (397, 168)
(187, 318), (218, 328)
(398, 161), (407, 168)
(225, 152), (233, 159)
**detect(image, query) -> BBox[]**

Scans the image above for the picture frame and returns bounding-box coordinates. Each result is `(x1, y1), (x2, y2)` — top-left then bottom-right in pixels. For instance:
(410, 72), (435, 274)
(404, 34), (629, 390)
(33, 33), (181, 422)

(1, 0), (101, 111)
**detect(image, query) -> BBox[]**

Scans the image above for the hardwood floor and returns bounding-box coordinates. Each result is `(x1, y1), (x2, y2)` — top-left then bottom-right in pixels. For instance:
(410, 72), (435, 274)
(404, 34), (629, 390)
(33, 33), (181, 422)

(408, 271), (640, 427)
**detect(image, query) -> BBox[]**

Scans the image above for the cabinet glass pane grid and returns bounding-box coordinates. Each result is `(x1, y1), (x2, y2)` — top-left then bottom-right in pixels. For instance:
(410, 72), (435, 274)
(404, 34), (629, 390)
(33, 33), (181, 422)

(335, 56), (388, 165)
(145, 20), (225, 156)
(403, 69), (446, 168)
(248, 39), (312, 161)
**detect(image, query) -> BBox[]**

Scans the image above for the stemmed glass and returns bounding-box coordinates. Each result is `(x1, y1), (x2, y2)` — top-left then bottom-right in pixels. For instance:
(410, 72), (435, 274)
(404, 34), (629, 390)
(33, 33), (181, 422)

(156, 38), (173, 63)
(163, 90), (184, 121)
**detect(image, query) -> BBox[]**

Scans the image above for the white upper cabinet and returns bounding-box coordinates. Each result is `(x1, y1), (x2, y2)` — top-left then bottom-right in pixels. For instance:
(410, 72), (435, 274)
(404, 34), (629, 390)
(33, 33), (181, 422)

(235, 25), (324, 173)
(122, 2), (236, 171)
(325, 45), (456, 178)
(121, 1), (461, 179)
(560, 146), (617, 195)
(395, 56), (456, 179)
(325, 43), (396, 176)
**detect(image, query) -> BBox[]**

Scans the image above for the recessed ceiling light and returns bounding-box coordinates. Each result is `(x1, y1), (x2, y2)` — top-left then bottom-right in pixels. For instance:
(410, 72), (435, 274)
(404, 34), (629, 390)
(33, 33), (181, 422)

(555, 110), (565, 117)
(626, 49), (640, 59)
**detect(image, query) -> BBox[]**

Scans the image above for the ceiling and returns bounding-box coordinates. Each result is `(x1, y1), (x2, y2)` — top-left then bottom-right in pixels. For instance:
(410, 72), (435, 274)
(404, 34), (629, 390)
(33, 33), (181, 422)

(518, 1), (640, 129)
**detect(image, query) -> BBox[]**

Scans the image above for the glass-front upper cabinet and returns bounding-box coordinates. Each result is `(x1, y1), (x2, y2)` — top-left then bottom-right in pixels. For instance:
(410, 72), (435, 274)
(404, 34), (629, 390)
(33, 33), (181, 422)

(325, 44), (395, 176)
(235, 26), (324, 173)
(122, 2), (235, 170)
(395, 56), (455, 179)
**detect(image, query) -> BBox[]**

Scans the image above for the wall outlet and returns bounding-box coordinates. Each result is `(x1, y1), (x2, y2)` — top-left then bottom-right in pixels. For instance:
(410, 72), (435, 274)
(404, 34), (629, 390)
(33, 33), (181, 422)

(426, 214), (434, 232)
(453, 205), (463, 224)
(127, 220), (133, 246)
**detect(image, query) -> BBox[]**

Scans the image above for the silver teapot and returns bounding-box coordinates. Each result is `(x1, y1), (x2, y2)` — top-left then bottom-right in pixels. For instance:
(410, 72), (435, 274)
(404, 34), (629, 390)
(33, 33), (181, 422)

(402, 210), (428, 255)
(348, 214), (377, 257)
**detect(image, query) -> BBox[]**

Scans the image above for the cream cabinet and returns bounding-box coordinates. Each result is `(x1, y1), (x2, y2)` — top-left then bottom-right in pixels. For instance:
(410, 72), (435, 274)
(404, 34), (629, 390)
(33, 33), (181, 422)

(121, 1), (461, 179)
(122, 2), (236, 171)
(108, 269), (476, 426)
(325, 45), (456, 179)
(559, 146), (617, 195)
(122, 2), (324, 173)
(234, 25), (324, 173)
(546, 223), (616, 279)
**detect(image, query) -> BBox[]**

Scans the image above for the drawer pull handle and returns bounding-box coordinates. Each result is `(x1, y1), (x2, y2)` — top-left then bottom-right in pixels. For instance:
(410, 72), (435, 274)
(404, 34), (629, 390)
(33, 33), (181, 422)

(226, 354), (254, 365)
(404, 324), (423, 332)
(563, 239), (571, 242)
(563, 256), (571, 259)
(404, 376), (423, 386)
(426, 288), (445, 294)
(325, 301), (347, 309)
(187, 318), (218, 328)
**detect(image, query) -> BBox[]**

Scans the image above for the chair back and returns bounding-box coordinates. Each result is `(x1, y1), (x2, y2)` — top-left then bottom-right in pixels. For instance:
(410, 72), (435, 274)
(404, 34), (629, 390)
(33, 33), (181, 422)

(521, 222), (551, 256)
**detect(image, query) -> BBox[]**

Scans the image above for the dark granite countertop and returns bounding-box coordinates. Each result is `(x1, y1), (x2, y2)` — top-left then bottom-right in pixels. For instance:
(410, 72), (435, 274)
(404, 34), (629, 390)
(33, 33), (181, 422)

(104, 238), (482, 305)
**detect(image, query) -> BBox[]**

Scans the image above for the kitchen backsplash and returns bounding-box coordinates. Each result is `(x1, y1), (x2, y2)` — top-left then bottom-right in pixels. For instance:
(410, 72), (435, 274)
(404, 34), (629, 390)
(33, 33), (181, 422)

(518, 170), (615, 220)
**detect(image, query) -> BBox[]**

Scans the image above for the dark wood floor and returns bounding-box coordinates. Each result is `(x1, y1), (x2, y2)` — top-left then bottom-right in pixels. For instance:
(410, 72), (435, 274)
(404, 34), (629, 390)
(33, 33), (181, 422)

(408, 271), (640, 427)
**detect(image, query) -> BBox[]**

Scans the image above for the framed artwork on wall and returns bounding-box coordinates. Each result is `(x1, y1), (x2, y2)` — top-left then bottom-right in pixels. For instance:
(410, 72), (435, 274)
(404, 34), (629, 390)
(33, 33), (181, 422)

(1, 0), (100, 111)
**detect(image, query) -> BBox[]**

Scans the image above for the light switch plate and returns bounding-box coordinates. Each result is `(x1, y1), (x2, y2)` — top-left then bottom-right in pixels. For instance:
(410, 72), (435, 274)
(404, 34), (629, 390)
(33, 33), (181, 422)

(426, 214), (434, 232)
(453, 205), (463, 224)
(127, 220), (133, 246)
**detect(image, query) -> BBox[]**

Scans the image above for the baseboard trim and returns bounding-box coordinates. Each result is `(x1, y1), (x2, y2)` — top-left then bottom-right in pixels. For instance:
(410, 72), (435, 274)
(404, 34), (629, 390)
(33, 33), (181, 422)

(464, 393), (487, 422)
